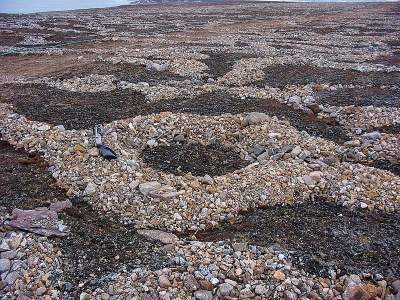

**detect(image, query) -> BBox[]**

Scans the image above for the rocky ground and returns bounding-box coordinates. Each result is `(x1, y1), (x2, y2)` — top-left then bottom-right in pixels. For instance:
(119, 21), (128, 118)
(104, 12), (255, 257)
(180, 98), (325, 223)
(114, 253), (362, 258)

(0, 1), (399, 299)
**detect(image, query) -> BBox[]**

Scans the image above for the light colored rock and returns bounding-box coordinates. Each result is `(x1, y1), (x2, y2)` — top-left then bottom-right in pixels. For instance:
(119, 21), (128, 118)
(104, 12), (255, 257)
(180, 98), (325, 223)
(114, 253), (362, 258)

(0, 240), (10, 252)
(243, 112), (269, 126)
(84, 182), (97, 195)
(194, 290), (213, 300)
(291, 146), (302, 156)
(254, 284), (268, 295)
(139, 181), (161, 196)
(136, 230), (179, 244)
(302, 175), (315, 186)
(219, 282), (234, 296)
(362, 131), (382, 140)
(309, 171), (323, 182)
(232, 242), (247, 252)
(0, 258), (11, 273)
(80, 292), (90, 300)
(129, 180), (140, 190)
(36, 286), (47, 296)
(201, 175), (214, 185)
(37, 124), (51, 131)
(158, 275), (171, 288)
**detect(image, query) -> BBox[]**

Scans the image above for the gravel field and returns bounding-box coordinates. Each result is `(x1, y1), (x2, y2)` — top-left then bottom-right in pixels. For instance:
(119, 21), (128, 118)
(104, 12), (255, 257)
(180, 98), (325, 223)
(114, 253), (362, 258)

(0, 1), (399, 299)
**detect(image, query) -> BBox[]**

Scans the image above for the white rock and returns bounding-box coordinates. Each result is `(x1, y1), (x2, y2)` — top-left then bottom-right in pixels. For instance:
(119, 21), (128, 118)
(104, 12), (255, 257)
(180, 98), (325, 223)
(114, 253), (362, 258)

(173, 213), (183, 220)
(362, 131), (382, 140)
(84, 182), (97, 195)
(37, 124), (51, 131)
(137, 230), (179, 244)
(243, 112), (269, 126)
(194, 290), (213, 300)
(147, 139), (158, 147)
(129, 180), (140, 190)
(139, 181), (161, 195)
(309, 171), (323, 182)
(291, 146), (302, 156)
(0, 258), (11, 273)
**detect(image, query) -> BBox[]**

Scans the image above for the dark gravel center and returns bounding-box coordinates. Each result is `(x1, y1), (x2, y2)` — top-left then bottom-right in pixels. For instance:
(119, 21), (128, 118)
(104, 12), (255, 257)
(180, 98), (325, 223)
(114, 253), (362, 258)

(196, 199), (400, 277)
(142, 141), (248, 177)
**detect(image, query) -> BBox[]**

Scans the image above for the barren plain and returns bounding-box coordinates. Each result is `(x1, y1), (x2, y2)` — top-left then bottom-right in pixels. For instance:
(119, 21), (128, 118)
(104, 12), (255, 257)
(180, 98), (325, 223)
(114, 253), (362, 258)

(0, 2), (399, 299)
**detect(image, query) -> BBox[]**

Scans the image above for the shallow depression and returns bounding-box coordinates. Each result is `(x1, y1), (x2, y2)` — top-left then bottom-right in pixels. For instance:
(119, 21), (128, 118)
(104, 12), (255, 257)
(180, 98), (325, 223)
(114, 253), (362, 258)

(142, 141), (249, 177)
(196, 199), (400, 278)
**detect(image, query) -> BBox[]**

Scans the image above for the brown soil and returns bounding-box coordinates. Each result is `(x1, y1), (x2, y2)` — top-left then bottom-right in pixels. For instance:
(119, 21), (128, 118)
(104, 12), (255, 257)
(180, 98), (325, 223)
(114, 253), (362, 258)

(196, 199), (400, 278)
(0, 53), (97, 81)
(258, 65), (400, 88)
(316, 87), (400, 108)
(142, 141), (248, 176)
(45, 61), (184, 83)
(0, 140), (65, 211)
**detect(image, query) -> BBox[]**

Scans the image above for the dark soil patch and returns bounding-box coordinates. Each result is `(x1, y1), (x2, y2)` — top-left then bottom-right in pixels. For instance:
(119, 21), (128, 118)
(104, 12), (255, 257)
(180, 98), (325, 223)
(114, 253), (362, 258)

(201, 52), (255, 79)
(234, 41), (250, 47)
(46, 61), (184, 83)
(387, 40), (400, 48)
(364, 159), (400, 176)
(0, 140), (66, 211)
(316, 87), (400, 108)
(196, 200), (400, 277)
(142, 141), (248, 176)
(56, 200), (168, 295)
(0, 83), (147, 130)
(372, 123), (400, 134)
(258, 65), (400, 88)
(370, 52), (400, 66)
(0, 86), (348, 142)
(0, 31), (24, 46)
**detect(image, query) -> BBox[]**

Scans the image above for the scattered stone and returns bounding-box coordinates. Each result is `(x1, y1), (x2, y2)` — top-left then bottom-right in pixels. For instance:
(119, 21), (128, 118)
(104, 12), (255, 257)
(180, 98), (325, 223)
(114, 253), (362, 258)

(344, 283), (380, 300)
(0, 258), (11, 273)
(184, 274), (200, 291)
(194, 290), (213, 300)
(137, 230), (179, 244)
(232, 242), (247, 252)
(273, 270), (286, 281)
(362, 131), (382, 141)
(219, 283), (234, 296)
(139, 181), (162, 196)
(36, 286), (47, 296)
(158, 275), (171, 288)
(37, 124), (51, 131)
(242, 112), (269, 126)
(84, 182), (97, 195)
